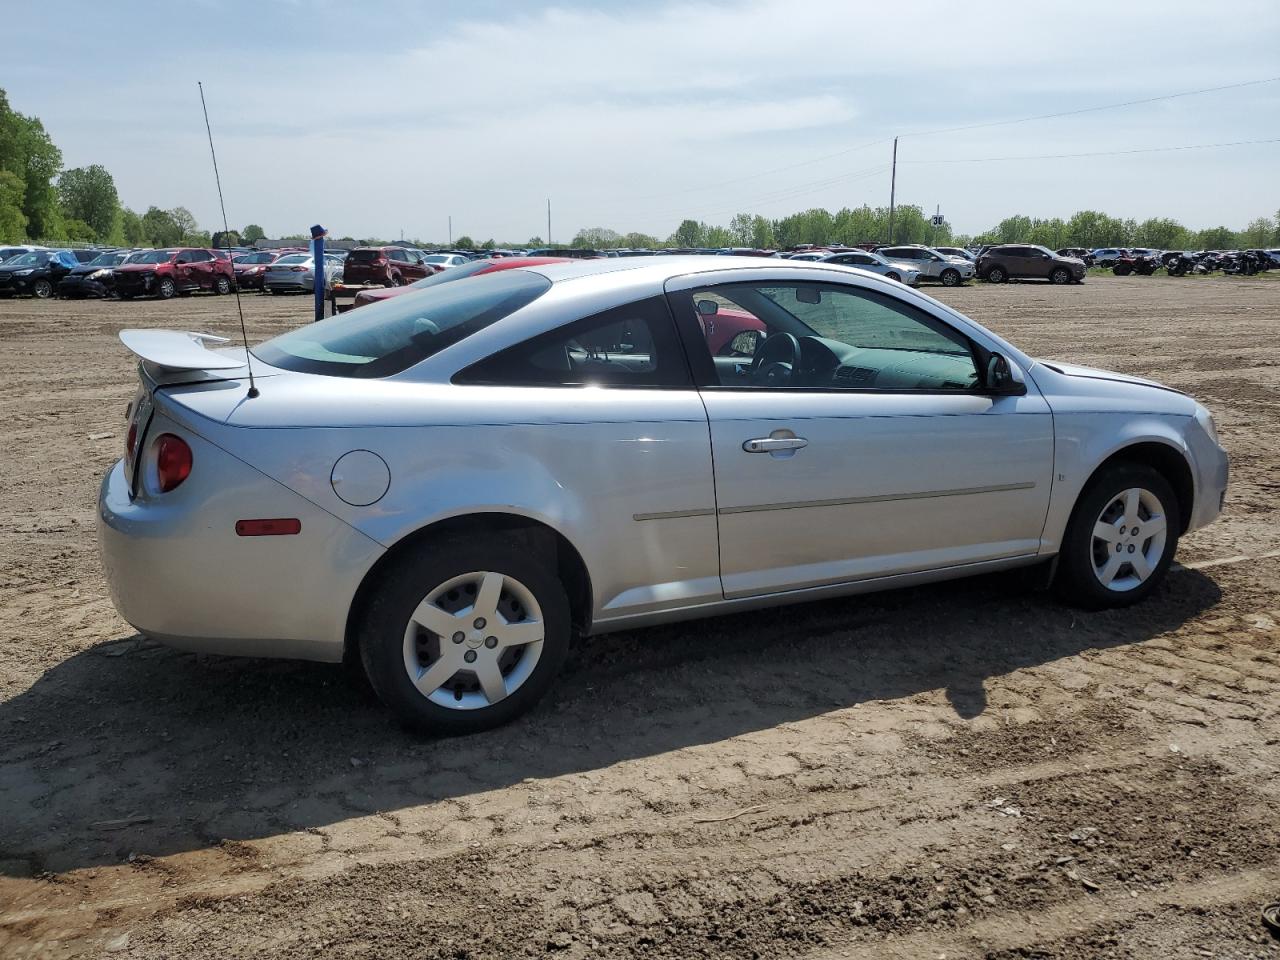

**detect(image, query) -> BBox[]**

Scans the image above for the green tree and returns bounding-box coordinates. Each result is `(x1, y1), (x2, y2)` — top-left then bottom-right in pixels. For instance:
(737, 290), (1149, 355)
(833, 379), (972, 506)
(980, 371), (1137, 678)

(570, 226), (622, 248)
(119, 207), (144, 245)
(994, 215), (1033, 243)
(1133, 217), (1190, 250)
(672, 219), (703, 247)
(526, 235), (543, 246)
(211, 229), (240, 248)
(454, 235), (475, 248)
(57, 165), (119, 240)
(621, 231), (660, 249)
(61, 217), (96, 242)
(140, 206), (181, 247)
(1239, 216), (1275, 248)
(1196, 226), (1237, 249)
(0, 169), (27, 241)
(241, 223), (265, 244)
(0, 91), (62, 239)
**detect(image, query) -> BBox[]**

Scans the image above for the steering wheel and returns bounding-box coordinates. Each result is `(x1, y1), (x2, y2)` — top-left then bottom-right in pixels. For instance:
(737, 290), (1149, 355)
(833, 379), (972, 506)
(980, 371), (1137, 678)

(751, 332), (799, 386)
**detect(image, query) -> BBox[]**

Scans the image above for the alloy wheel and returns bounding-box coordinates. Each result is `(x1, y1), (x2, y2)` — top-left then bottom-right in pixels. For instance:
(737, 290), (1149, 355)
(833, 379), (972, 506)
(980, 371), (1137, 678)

(402, 571), (545, 710)
(1090, 487), (1168, 592)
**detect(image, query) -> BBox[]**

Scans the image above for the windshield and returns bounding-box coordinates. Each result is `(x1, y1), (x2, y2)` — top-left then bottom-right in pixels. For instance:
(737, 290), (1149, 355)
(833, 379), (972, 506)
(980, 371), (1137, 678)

(88, 252), (125, 267)
(7, 252), (49, 266)
(236, 252), (277, 264)
(132, 249), (178, 264)
(253, 268), (551, 378)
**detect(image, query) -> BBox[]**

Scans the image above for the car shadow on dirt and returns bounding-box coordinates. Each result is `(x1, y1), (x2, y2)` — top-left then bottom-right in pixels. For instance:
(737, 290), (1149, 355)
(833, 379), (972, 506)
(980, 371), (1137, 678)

(0, 568), (1220, 876)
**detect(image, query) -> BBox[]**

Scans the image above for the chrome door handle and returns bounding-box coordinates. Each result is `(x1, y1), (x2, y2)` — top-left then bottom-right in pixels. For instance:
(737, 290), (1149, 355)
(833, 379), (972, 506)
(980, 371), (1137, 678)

(743, 437), (808, 453)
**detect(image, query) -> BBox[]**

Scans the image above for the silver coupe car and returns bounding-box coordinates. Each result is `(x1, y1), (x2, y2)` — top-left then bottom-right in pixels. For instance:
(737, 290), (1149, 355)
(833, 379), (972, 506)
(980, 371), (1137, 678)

(99, 257), (1228, 734)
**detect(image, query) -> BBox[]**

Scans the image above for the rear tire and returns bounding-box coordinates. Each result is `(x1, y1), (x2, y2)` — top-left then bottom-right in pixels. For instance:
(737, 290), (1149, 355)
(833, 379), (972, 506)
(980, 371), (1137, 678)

(1050, 267), (1070, 285)
(358, 535), (572, 736)
(1055, 463), (1179, 609)
(940, 268), (961, 287)
(986, 266), (1008, 283)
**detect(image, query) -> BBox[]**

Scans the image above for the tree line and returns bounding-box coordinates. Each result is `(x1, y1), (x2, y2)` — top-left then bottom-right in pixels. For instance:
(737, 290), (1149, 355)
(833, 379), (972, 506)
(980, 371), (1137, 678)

(573, 206), (1280, 252)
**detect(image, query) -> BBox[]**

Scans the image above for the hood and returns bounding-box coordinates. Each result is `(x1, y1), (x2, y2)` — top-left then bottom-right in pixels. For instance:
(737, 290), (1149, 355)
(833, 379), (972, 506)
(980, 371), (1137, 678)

(0, 262), (40, 273)
(115, 262), (165, 272)
(1036, 360), (1183, 395)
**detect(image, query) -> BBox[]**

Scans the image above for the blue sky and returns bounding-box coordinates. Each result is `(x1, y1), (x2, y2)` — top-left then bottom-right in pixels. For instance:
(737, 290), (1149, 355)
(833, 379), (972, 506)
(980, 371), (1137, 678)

(5, 0), (1279, 242)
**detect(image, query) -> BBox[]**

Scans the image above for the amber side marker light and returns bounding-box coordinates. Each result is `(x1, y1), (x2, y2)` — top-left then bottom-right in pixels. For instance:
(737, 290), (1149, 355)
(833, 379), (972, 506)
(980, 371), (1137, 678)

(235, 518), (302, 537)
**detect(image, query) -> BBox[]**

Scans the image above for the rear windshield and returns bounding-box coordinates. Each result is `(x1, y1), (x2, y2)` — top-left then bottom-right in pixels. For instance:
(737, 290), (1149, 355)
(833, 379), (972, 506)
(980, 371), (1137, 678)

(274, 254), (308, 265)
(348, 249), (381, 262)
(253, 269), (551, 378)
(238, 252), (277, 264)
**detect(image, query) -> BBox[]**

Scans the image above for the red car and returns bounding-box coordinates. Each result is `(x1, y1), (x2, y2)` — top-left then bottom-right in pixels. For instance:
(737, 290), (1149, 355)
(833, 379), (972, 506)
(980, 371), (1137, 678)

(343, 246), (432, 287)
(350, 256), (572, 308)
(112, 248), (235, 300)
(231, 250), (292, 291)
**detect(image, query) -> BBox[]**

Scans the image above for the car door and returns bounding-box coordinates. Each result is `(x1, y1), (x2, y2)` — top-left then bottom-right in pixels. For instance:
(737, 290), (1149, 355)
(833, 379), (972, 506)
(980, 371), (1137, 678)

(454, 295), (721, 621)
(666, 270), (1054, 599)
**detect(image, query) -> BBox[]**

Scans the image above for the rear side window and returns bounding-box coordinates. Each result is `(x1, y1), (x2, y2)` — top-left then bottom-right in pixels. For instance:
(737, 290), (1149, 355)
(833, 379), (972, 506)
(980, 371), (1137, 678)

(457, 296), (691, 388)
(254, 269), (551, 378)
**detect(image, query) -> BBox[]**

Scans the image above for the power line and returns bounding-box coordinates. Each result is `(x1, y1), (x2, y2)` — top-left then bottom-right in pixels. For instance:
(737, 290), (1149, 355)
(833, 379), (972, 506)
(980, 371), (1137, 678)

(900, 75), (1280, 140)
(900, 137), (1280, 165)
(619, 75), (1280, 211)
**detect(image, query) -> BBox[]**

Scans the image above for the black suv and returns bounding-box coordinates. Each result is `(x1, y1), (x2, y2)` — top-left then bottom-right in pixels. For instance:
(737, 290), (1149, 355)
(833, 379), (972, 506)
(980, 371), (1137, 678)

(0, 250), (79, 298)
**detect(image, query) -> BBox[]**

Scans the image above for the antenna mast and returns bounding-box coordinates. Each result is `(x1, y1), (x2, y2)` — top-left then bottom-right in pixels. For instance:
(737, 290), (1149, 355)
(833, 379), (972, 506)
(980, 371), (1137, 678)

(197, 81), (258, 398)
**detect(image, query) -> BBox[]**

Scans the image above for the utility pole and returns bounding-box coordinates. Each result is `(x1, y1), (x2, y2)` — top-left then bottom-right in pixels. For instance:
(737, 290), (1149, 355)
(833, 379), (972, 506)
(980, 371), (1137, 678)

(448, 215), (452, 245)
(887, 136), (898, 245)
(546, 198), (551, 247)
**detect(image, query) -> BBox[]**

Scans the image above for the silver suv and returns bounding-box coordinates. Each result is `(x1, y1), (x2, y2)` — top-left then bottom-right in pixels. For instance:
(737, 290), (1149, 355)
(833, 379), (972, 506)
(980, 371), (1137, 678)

(876, 245), (975, 286)
(817, 249), (921, 286)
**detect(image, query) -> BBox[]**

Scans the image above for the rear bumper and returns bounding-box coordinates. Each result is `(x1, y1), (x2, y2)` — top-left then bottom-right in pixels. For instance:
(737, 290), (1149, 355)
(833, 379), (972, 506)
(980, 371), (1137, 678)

(265, 277), (315, 291)
(97, 431), (384, 662)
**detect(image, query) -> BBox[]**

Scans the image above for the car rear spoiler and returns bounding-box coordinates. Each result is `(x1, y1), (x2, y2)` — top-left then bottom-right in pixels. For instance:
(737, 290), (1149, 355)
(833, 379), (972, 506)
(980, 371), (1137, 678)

(118, 330), (246, 372)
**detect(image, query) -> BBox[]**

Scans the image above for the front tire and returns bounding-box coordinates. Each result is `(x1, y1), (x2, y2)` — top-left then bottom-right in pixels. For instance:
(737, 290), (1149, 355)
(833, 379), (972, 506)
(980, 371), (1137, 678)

(1050, 267), (1071, 284)
(1055, 464), (1178, 609)
(940, 268), (961, 287)
(885, 271), (901, 283)
(358, 535), (572, 735)
(33, 278), (53, 299)
(214, 276), (232, 295)
(157, 277), (177, 300)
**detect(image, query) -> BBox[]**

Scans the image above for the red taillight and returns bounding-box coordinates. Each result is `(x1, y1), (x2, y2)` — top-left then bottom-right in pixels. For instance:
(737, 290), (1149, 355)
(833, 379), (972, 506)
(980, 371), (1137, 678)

(155, 434), (192, 492)
(290, 265), (307, 272)
(235, 518), (302, 537)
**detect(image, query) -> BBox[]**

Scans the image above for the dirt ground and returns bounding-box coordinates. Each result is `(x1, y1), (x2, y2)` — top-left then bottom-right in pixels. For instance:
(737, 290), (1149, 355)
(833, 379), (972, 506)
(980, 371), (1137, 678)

(1, 276), (1278, 959)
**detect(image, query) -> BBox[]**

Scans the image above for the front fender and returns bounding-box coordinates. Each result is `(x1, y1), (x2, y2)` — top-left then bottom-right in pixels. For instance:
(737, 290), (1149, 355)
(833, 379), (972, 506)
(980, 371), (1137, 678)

(1040, 412), (1193, 553)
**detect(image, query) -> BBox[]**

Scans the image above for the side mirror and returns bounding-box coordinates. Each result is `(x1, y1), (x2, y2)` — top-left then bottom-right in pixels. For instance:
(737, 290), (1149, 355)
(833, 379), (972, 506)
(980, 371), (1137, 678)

(1040, 253), (1051, 259)
(695, 299), (719, 316)
(986, 353), (1026, 396)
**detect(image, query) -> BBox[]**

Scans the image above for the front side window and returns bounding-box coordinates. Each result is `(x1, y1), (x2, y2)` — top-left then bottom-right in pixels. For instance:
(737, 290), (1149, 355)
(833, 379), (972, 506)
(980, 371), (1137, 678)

(458, 296), (690, 388)
(255, 269), (551, 378)
(677, 281), (979, 392)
